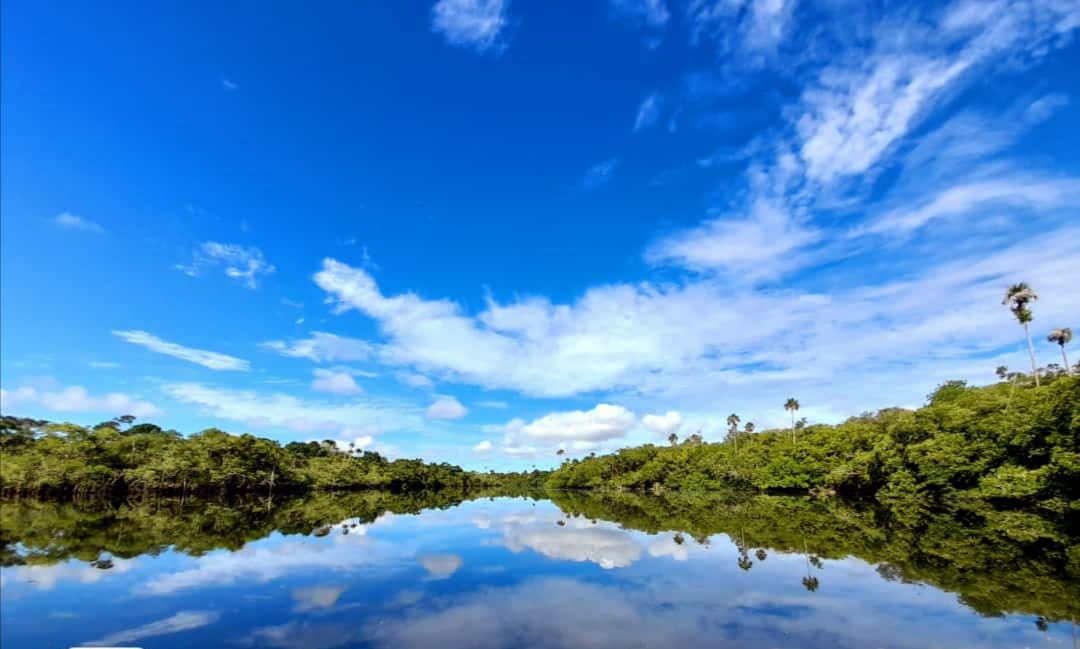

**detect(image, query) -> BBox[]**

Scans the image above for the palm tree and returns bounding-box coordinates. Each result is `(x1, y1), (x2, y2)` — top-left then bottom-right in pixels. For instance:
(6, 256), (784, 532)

(556, 448), (565, 456)
(995, 365), (1008, 380)
(1048, 328), (1073, 376)
(784, 398), (800, 444)
(744, 422), (755, 434)
(1003, 283), (1040, 386)
(668, 432), (679, 446)
(726, 413), (740, 455)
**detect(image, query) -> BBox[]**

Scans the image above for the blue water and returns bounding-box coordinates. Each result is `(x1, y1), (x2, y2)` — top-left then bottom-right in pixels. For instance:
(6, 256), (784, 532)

(1, 495), (1075, 649)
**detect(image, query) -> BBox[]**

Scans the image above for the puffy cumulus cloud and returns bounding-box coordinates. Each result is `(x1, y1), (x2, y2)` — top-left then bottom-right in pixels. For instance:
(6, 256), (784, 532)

(175, 241), (275, 289)
(311, 369), (363, 395)
(312, 221), (1080, 428)
(292, 585), (348, 612)
(3, 556), (137, 591)
(426, 396), (468, 420)
(113, 330), (249, 371)
(261, 332), (373, 363)
(162, 382), (421, 437)
(0, 384), (160, 418)
(647, 535), (690, 561)
(395, 371), (435, 390)
(85, 610), (219, 647)
(504, 524), (642, 569)
(51, 212), (104, 233)
(419, 554), (464, 579)
(431, 0), (510, 54)
(512, 404), (636, 442)
(642, 410), (682, 436)
(472, 440), (493, 453)
(138, 530), (392, 597)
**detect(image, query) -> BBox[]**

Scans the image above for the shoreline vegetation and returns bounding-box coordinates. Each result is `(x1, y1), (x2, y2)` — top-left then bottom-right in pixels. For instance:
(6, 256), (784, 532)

(2, 489), (1078, 625)
(2, 372), (1076, 516)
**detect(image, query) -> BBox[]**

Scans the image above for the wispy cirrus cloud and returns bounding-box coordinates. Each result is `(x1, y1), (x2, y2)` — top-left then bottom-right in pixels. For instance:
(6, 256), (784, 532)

(51, 212), (103, 233)
(113, 330), (249, 371)
(260, 332), (373, 363)
(431, 0), (511, 54)
(85, 611), (219, 647)
(581, 158), (619, 190)
(633, 93), (664, 131)
(163, 382), (422, 437)
(176, 242), (275, 289)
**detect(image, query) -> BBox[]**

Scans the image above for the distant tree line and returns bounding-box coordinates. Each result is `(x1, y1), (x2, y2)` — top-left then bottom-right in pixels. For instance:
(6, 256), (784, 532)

(0, 418), (548, 497)
(546, 374), (1079, 517)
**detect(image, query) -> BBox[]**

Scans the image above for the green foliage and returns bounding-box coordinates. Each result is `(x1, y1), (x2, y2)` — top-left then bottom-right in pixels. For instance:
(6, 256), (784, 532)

(545, 377), (1080, 512)
(0, 416), (548, 497)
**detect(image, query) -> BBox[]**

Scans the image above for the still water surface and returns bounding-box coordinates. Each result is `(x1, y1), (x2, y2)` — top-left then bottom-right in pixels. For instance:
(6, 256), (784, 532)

(2, 491), (1077, 648)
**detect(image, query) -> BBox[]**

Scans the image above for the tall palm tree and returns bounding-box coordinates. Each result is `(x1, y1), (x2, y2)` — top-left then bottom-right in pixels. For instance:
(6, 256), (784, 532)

(1003, 283), (1040, 386)
(726, 413), (740, 455)
(1048, 328), (1073, 376)
(668, 432), (679, 446)
(995, 365), (1008, 380)
(784, 398), (800, 444)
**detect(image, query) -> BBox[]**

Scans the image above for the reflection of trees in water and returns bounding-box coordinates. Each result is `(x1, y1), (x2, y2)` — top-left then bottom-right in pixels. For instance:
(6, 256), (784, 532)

(547, 489), (1080, 624)
(3, 488), (1079, 626)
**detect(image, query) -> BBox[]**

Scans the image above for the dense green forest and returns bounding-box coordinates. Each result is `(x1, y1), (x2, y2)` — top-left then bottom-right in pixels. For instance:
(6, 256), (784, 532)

(0, 417), (547, 496)
(546, 375), (1080, 515)
(2, 373), (1077, 508)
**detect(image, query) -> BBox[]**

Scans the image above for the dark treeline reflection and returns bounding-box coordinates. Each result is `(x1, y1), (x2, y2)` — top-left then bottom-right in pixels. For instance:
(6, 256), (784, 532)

(3, 490), (1077, 624)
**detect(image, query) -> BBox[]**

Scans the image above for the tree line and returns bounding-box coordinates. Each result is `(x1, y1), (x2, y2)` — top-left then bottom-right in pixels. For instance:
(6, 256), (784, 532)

(0, 418), (548, 497)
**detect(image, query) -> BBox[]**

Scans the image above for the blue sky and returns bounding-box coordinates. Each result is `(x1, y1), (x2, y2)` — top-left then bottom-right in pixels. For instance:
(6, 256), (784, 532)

(2, 0), (1079, 469)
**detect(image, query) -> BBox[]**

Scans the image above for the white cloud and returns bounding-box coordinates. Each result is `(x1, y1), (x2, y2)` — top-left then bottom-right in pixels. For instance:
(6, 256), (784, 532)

(85, 611), (219, 647)
(510, 404), (636, 442)
(395, 371), (436, 390)
(292, 585), (347, 612)
(113, 330), (249, 371)
(311, 369), (363, 395)
(688, 0), (798, 57)
(503, 521), (642, 569)
(611, 0), (670, 30)
(581, 158), (619, 189)
(645, 197), (820, 279)
(0, 384), (160, 418)
(476, 399), (508, 408)
(633, 93), (664, 131)
(642, 410), (682, 436)
(797, 0), (1080, 185)
(472, 440), (493, 453)
(419, 553), (463, 578)
(426, 396), (468, 420)
(221, 78), (238, 91)
(176, 241), (275, 289)
(261, 332), (373, 363)
(855, 176), (1080, 237)
(89, 361), (119, 368)
(51, 212), (103, 233)
(163, 382), (421, 436)
(431, 0), (510, 54)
